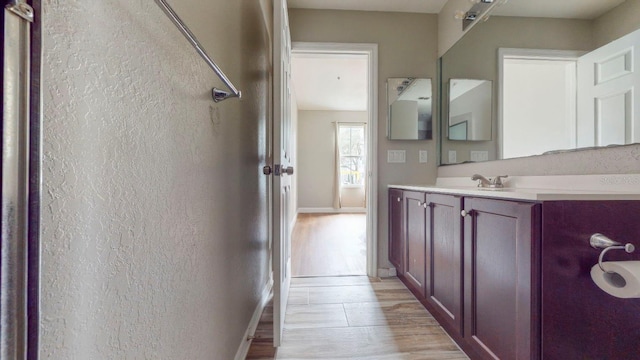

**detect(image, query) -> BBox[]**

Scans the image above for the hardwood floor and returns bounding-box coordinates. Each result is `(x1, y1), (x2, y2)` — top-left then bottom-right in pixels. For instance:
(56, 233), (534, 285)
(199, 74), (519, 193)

(246, 276), (469, 359)
(292, 213), (366, 277)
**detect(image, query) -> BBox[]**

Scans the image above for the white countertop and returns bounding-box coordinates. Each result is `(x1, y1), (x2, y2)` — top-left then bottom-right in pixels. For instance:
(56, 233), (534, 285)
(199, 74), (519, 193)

(389, 174), (640, 201)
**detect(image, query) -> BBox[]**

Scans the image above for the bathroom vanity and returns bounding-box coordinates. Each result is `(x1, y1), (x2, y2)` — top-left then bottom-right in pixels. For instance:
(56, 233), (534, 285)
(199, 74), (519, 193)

(388, 179), (640, 360)
(423, 0), (640, 357)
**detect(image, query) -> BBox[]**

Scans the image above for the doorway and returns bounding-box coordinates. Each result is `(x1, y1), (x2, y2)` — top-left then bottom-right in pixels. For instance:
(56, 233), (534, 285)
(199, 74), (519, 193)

(290, 42), (378, 278)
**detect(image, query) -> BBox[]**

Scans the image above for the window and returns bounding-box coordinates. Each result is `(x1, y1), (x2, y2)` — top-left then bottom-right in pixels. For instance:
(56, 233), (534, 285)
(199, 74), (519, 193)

(338, 125), (366, 186)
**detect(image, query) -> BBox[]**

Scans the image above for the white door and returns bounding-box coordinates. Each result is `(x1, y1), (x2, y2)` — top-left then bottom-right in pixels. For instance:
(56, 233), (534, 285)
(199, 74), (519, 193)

(577, 29), (640, 147)
(272, 0), (293, 347)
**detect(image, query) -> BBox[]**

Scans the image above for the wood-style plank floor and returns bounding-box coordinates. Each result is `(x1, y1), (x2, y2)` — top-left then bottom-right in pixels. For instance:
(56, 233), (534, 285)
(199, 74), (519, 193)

(246, 276), (469, 359)
(292, 213), (366, 277)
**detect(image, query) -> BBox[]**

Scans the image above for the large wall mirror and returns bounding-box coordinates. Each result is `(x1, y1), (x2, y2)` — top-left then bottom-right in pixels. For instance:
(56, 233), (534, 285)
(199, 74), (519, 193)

(448, 79), (492, 142)
(387, 78), (433, 140)
(439, 0), (640, 165)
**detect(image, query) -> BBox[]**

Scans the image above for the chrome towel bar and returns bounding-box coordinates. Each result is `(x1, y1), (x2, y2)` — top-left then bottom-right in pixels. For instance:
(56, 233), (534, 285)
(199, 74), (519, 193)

(154, 0), (242, 102)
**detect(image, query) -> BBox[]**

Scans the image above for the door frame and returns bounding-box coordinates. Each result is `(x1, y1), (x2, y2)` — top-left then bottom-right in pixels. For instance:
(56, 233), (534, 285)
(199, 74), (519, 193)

(290, 42), (379, 277)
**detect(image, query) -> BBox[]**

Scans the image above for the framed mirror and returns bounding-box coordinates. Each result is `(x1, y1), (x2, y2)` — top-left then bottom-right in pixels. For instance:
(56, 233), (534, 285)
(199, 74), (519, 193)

(439, 0), (640, 165)
(387, 78), (433, 140)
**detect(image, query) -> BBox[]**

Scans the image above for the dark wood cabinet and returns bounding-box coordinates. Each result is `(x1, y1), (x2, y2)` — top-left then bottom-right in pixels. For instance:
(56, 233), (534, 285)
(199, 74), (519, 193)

(404, 191), (427, 297)
(388, 188), (404, 275)
(389, 189), (540, 359)
(462, 197), (541, 360)
(390, 187), (640, 360)
(540, 201), (640, 360)
(426, 193), (463, 337)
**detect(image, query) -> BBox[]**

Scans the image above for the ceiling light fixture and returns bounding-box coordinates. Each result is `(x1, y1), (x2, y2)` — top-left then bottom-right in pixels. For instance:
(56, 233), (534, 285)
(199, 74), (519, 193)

(459, 0), (497, 30)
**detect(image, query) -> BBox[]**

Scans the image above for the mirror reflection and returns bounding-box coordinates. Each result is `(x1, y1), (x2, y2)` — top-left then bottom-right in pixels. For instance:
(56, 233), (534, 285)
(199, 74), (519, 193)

(387, 78), (433, 140)
(440, 0), (640, 165)
(448, 79), (492, 141)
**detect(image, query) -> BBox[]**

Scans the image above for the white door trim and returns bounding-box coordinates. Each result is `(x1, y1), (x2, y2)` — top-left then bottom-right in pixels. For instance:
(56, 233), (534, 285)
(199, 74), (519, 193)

(291, 42), (379, 277)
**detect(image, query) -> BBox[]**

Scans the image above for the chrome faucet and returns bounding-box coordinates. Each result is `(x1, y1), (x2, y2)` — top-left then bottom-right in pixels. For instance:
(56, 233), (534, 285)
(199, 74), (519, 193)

(471, 174), (509, 188)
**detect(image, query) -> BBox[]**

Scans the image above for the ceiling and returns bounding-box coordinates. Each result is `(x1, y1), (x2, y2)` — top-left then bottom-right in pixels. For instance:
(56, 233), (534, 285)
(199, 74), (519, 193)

(289, 0), (627, 112)
(288, 0), (448, 14)
(291, 54), (368, 111)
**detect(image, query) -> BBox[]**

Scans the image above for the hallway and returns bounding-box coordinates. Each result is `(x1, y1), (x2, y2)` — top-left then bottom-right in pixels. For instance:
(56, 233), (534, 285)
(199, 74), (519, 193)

(248, 276), (469, 359)
(292, 214), (367, 277)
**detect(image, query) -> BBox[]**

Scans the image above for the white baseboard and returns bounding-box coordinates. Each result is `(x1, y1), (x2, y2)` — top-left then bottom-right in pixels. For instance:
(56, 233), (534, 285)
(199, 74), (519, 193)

(234, 278), (273, 360)
(378, 267), (397, 278)
(297, 207), (366, 214)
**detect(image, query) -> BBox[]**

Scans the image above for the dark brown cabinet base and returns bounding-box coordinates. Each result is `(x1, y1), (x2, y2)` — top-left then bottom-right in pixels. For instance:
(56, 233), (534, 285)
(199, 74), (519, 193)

(540, 201), (640, 360)
(389, 188), (640, 360)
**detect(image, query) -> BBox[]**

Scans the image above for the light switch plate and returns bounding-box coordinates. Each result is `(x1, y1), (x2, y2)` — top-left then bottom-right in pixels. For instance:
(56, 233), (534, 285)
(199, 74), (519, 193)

(387, 150), (406, 163)
(448, 150), (457, 163)
(419, 150), (428, 163)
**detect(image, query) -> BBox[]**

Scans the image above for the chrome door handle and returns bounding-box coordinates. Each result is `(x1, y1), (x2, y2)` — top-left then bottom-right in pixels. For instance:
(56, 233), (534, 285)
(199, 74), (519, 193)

(461, 210), (472, 217)
(283, 166), (294, 176)
(263, 165), (272, 175)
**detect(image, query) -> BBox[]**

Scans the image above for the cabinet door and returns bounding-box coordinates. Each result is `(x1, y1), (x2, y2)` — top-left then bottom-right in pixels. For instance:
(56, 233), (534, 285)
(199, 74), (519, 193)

(426, 193), (463, 337)
(463, 198), (541, 360)
(404, 191), (427, 297)
(388, 189), (404, 274)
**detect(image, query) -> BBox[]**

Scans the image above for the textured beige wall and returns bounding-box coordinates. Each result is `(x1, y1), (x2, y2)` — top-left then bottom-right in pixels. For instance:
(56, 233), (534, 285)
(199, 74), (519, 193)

(289, 9), (439, 270)
(593, 0), (640, 48)
(341, 187), (366, 208)
(297, 110), (367, 209)
(41, 0), (271, 358)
